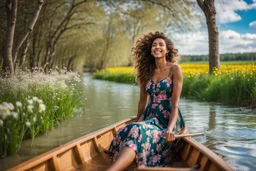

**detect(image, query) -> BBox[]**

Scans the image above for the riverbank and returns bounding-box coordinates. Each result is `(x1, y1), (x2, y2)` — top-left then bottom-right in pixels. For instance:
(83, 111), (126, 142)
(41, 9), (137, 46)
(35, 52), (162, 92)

(0, 72), (85, 158)
(93, 64), (256, 108)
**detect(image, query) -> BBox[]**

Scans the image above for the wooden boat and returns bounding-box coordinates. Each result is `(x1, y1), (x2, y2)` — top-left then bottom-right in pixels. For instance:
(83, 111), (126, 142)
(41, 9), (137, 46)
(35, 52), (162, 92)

(8, 117), (233, 171)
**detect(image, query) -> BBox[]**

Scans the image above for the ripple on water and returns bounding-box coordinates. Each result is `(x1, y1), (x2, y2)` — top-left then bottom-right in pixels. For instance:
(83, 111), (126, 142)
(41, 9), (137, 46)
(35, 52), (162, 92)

(203, 127), (256, 171)
(216, 143), (256, 171)
(1, 75), (256, 171)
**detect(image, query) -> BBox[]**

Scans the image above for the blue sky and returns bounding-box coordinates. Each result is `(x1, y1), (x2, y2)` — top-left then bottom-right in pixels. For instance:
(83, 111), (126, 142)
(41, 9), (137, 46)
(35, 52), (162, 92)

(223, 11), (255, 34)
(173, 0), (256, 55)
(221, 0), (256, 34)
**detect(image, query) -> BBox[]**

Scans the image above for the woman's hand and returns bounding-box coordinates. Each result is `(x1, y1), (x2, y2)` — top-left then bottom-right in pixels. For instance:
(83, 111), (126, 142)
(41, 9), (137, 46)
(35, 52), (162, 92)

(164, 130), (175, 142)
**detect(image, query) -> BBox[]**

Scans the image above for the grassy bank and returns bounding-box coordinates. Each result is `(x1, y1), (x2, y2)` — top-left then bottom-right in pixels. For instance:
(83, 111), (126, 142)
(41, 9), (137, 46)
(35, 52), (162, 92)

(93, 63), (256, 107)
(0, 72), (84, 157)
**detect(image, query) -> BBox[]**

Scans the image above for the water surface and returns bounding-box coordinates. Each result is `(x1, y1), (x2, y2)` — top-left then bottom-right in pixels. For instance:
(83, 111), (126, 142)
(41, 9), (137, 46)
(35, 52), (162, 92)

(0, 73), (255, 171)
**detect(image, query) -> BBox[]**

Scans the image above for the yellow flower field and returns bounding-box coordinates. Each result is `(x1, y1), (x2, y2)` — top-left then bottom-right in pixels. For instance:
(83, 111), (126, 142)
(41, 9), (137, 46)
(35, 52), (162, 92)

(105, 63), (256, 76)
(93, 63), (256, 107)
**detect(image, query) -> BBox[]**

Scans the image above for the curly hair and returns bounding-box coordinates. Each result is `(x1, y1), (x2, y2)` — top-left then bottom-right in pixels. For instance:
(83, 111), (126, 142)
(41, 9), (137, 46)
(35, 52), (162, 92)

(132, 31), (180, 87)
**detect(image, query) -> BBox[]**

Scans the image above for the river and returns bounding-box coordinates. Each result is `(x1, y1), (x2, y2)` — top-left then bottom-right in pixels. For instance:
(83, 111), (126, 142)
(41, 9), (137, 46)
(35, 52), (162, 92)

(0, 73), (255, 171)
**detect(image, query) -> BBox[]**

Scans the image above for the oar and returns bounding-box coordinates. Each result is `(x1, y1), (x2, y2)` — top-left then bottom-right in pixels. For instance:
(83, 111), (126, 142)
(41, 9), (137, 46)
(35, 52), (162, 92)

(175, 132), (204, 138)
(164, 132), (204, 142)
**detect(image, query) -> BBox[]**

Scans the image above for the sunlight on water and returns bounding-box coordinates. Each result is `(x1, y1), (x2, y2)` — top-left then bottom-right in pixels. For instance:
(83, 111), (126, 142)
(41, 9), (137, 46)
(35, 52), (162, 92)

(0, 73), (255, 171)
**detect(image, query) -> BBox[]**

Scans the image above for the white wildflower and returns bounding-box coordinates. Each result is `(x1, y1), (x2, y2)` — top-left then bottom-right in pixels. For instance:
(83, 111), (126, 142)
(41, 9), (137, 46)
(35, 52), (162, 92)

(37, 99), (43, 104)
(53, 106), (59, 111)
(57, 80), (68, 89)
(0, 119), (3, 127)
(73, 75), (81, 82)
(33, 116), (37, 122)
(2, 102), (14, 110)
(12, 112), (18, 119)
(25, 121), (31, 127)
(39, 104), (46, 113)
(32, 97), (39, 102)
(7, 103), (14, 110)
(2, 102), (9, 106)
(0, 105), (11, 119)
(27, 99), (33, 105)
(27, 105), (34, 113)
(16, 101), (22, 108)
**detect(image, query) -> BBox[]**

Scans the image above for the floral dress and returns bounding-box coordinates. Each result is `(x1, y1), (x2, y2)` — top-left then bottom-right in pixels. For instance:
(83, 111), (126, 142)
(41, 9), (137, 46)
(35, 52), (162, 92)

(107, 75), (185, 167)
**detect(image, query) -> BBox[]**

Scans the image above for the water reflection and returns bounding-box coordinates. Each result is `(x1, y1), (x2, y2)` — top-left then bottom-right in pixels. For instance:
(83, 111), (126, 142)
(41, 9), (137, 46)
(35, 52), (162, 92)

(0, 73), (255, 171)
(208, 105), (216, 130)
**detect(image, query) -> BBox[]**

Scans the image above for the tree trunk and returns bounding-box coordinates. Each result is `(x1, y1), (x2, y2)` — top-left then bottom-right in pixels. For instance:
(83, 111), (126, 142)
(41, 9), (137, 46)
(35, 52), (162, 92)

(19, 38), (30, 70)
(12, 0), (44, 65)
(206, 12), (219, 74)
(197, 0), (220, 74)
(31, 31), (37, 70)
(43, 40), (51, 73)
(67, 55), (75, 71)
(3, 0), (18, 74)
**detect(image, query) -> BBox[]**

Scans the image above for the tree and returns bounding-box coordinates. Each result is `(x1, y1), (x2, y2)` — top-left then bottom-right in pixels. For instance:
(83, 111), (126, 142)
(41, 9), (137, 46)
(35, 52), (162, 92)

(197, 0), (219, 74)
(2, 0), (44, 74)
(41, 0), (93, 72)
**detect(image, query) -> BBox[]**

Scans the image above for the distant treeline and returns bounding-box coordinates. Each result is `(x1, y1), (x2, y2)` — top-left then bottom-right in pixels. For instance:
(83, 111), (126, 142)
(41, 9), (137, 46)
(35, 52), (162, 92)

(181, 52), (256, 62)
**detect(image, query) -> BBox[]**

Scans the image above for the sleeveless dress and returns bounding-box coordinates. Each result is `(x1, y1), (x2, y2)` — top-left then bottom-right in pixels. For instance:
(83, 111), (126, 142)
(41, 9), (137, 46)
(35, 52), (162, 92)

(107, 73), (185, 167)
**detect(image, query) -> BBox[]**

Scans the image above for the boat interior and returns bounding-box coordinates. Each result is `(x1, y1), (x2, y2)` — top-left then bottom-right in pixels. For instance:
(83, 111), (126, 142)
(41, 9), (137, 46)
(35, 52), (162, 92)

(7, 118), (232, 171)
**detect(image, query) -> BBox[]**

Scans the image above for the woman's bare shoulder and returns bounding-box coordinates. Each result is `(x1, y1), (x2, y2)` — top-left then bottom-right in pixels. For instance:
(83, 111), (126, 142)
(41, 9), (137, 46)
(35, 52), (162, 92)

(168, 63), (182, 73)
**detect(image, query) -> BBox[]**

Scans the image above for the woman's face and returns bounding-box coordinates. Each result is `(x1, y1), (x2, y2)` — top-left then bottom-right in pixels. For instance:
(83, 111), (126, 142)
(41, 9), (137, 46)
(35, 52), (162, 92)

(151, 38), (169, 59)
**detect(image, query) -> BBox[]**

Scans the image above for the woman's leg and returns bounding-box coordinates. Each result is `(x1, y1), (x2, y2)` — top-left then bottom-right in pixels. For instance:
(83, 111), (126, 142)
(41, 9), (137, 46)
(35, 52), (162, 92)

(106, 147), (136, 171)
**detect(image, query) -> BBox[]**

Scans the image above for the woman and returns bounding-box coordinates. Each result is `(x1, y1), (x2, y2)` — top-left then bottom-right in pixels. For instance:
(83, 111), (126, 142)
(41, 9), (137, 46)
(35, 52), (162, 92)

(106, 31), (185, 171)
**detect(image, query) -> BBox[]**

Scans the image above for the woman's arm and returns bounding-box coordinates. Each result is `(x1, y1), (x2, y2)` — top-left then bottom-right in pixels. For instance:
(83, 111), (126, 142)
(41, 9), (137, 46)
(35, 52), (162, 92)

(165, 64), (183, 141)
(136, 83), (148, 121)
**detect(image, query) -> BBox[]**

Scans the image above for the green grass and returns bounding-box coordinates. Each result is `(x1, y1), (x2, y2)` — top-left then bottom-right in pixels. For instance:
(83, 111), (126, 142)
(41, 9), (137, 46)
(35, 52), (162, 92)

(93, 71), (137, 85)
(93, 69), (256, 108)
(182, 72), (256, 107)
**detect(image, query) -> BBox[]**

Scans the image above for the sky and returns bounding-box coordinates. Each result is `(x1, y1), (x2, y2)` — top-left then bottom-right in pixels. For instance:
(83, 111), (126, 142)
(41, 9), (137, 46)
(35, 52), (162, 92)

(172, 0), (256, 55)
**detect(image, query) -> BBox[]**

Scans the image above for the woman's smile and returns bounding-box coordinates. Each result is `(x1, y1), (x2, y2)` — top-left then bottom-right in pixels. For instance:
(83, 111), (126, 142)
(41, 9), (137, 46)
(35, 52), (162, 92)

(151, 38), (169, 58)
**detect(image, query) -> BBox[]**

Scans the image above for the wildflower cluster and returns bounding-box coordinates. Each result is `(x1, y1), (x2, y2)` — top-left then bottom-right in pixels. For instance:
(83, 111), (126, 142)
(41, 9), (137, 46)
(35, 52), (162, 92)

(0, 72), (84, 157)
(0, 98), (46, 157)
(0, 102), (16, 121)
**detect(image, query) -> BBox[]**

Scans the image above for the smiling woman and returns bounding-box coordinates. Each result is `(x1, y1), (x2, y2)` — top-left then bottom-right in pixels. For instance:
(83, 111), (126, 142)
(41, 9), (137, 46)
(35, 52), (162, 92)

(104, 31), (186, 171)
(133, 32), (180, 87)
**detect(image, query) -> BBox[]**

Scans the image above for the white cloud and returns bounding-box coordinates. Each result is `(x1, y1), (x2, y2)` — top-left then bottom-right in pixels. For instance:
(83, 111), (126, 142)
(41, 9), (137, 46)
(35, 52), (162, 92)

(172, 30), (256, 55)
(167, 1), (256, 55)
(249, 21), (256, 29)
(215, 0), (256, 24)
(185, 0), (256, 24)
(171, 32), (208, 55)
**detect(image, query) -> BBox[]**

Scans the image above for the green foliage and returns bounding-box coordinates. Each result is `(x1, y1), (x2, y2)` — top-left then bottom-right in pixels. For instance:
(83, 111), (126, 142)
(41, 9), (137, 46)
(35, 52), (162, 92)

(181, 53), (256, 63)
(183, 71), (256, 106)
(93, 69), (256, 107)
(93, 71), (137, 85)
(182, 74), (212, 99)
